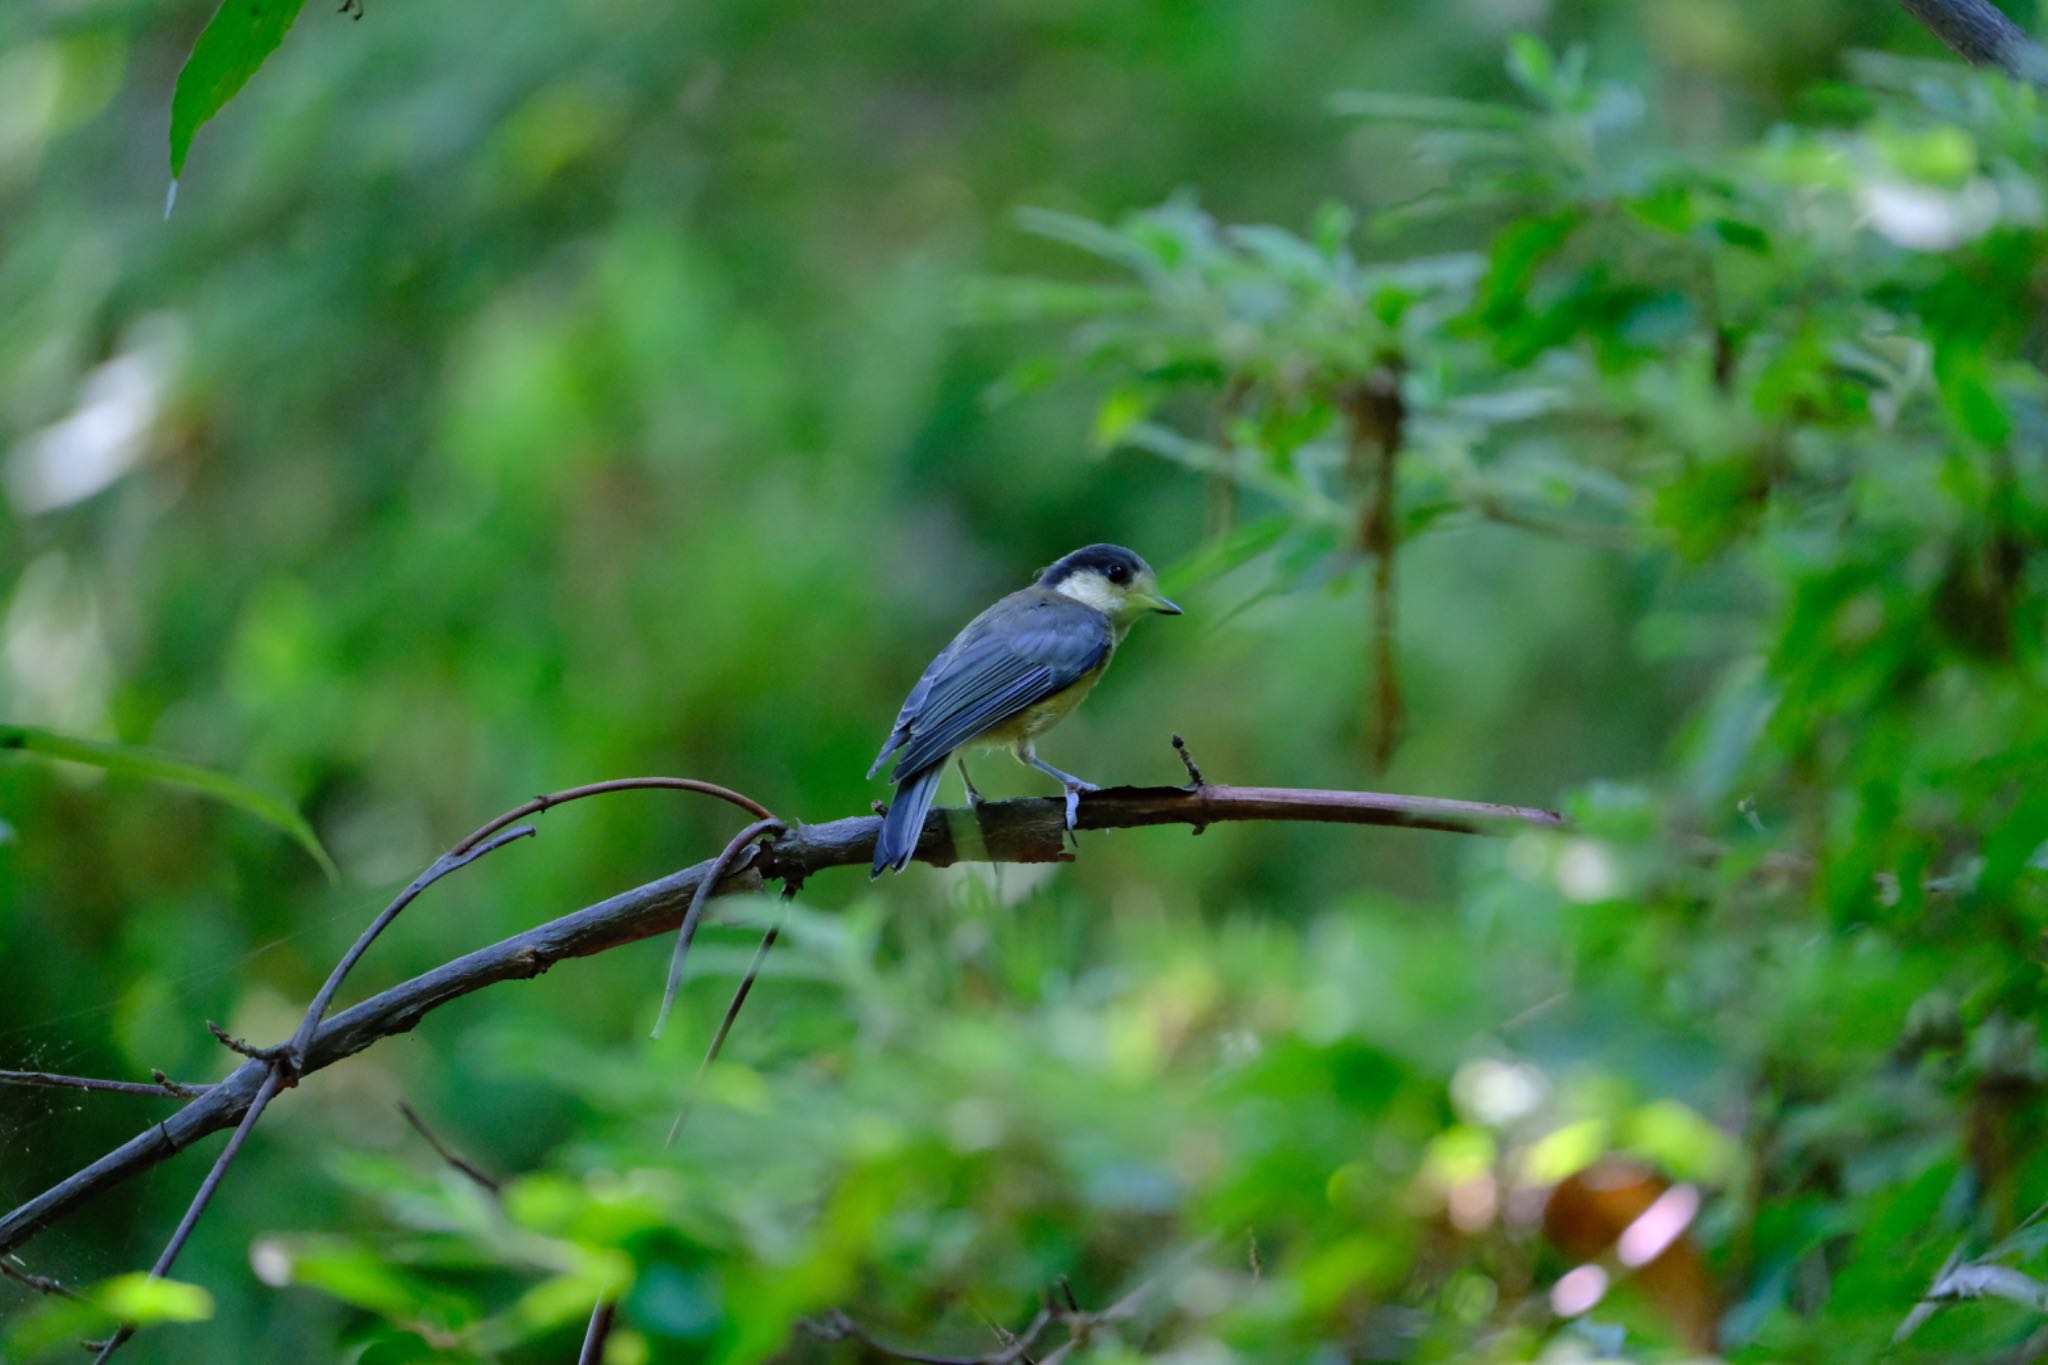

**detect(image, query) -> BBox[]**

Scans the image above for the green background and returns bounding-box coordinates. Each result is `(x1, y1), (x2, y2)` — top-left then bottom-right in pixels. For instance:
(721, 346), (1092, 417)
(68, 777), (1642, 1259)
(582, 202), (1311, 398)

(3, 0), (2046, 1359)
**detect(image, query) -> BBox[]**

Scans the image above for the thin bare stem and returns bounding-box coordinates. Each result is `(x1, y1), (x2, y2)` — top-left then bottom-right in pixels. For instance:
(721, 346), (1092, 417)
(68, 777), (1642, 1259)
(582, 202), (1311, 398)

(397, 1100), (500, 1195)
(0, 1071), (207, 1100)
(651, 818), (786, 1039)
(0, 1256), (80, 1300)
(454, 776), (774, 854)
(578, 1295), (618, 1365)
(667, 914), (784, 1145)
(1466, 498), (1640, 551)
(285, 825), (537, 1068)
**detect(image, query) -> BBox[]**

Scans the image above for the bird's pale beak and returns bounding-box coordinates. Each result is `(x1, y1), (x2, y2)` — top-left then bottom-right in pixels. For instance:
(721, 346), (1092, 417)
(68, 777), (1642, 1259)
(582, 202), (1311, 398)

(1147, 594), (1183, 616)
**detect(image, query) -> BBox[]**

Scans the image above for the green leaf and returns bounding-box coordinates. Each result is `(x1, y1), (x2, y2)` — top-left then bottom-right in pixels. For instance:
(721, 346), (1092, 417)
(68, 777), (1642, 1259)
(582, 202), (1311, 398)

(2, 1272), (216, 1355)
(0, 724), (337, 879)
(92, 1273), (216, 1324)
(1505, 33), (1556, 101)
(1013, 207), (1164, 279)
(1478, 207), (1584, 322)
(278, 1239), (468, 1321)
(168, 0), (310, 178)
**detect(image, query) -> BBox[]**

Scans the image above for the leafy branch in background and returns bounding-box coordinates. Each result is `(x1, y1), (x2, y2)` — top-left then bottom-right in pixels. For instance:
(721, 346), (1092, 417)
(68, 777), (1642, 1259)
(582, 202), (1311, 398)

(957, 40), (2048, 1354)
(974, 42), (2048, 885)
(0, 724), (335, 878)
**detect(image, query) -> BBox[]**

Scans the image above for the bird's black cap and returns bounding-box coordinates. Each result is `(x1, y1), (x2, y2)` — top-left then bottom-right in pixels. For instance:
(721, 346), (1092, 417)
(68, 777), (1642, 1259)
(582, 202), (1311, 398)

(1036, 543), (1152, 588)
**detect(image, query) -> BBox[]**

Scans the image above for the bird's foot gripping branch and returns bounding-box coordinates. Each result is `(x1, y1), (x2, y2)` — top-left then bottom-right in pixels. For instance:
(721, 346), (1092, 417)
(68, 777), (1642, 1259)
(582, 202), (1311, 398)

(0, 739), (1561, 1357)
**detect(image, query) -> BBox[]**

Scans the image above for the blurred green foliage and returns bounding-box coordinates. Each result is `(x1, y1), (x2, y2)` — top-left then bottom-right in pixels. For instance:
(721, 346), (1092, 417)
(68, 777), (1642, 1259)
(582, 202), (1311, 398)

(4, 0), (2048, 1360)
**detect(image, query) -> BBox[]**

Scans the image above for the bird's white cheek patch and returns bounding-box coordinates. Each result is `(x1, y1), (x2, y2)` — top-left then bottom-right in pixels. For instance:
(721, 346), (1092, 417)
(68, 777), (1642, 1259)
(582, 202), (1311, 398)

(1053, 570), (1120, 615)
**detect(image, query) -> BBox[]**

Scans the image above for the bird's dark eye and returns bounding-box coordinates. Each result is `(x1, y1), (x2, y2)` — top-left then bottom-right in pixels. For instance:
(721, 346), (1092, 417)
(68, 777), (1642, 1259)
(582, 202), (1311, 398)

(1106, 563), (1129, 584)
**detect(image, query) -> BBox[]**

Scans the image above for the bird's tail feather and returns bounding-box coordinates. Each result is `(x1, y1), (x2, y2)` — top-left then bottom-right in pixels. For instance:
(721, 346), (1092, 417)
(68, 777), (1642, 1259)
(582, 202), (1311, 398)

(871, 765), (944, 877)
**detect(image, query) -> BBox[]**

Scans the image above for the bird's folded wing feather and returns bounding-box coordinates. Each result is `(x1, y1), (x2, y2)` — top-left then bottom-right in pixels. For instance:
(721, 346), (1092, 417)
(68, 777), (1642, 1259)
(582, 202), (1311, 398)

(877, 593), (1111, 781)
(869, 638), (956, 777)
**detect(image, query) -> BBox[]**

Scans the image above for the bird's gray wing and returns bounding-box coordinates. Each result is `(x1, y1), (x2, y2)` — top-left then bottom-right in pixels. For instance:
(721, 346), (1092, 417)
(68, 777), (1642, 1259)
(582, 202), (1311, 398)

(869, 639), (955, 778)
(878, 592), (1111, 781)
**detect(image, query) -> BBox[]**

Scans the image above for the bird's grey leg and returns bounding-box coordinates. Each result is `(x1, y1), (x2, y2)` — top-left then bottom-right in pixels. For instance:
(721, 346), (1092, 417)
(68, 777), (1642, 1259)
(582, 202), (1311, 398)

(956, 756), (984, 810)
(1022, 752), (1100, 792)
(1017, 743), (1098, 831)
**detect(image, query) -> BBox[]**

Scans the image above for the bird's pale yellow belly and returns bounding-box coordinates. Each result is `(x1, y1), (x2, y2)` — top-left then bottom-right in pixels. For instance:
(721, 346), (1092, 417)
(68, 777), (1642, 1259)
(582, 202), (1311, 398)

(976, 656), (1109, 748)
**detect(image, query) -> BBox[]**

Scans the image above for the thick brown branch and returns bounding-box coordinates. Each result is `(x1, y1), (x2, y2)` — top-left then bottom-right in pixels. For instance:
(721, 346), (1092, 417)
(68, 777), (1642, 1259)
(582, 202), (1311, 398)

(0, 780), (1559, 1257)
(761, 783), (1561, 884)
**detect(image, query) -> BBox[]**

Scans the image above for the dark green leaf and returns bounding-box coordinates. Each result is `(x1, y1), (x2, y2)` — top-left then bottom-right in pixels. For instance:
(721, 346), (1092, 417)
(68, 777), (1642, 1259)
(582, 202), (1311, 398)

(168, 0), (310, 178)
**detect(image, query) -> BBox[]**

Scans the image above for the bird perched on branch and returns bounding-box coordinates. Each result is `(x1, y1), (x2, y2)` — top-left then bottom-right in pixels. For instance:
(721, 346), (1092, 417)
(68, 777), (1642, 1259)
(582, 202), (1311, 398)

(868, 543), (1182, 876)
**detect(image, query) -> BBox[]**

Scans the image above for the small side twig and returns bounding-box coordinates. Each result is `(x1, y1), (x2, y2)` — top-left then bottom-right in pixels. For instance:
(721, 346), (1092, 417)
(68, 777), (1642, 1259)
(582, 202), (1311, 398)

(1032, 1238), (1211, 1365)
(577, 1297), (617, 1365)
(205, 1021), (276, 1061)
(396, 1101), (500, 1195)
(451, 776), (773, 855)
(0, 1256), (81, 1300)
(666, 914), (785, 1145)
(0, 1071), (207, 1100)
(1170, 734), (1206, 788)
(651, 817), (786, 1039)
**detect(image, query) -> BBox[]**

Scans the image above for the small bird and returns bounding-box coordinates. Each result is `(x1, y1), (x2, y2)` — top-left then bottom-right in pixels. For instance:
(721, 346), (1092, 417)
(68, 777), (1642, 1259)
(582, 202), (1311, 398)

(868, 543), (1182, 876)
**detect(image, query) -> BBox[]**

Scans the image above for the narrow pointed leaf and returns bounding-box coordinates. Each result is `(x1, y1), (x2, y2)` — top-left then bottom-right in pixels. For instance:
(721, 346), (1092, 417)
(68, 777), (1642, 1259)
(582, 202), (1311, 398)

(168, 0), (310, 177)
(0, 724), (337, 879)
